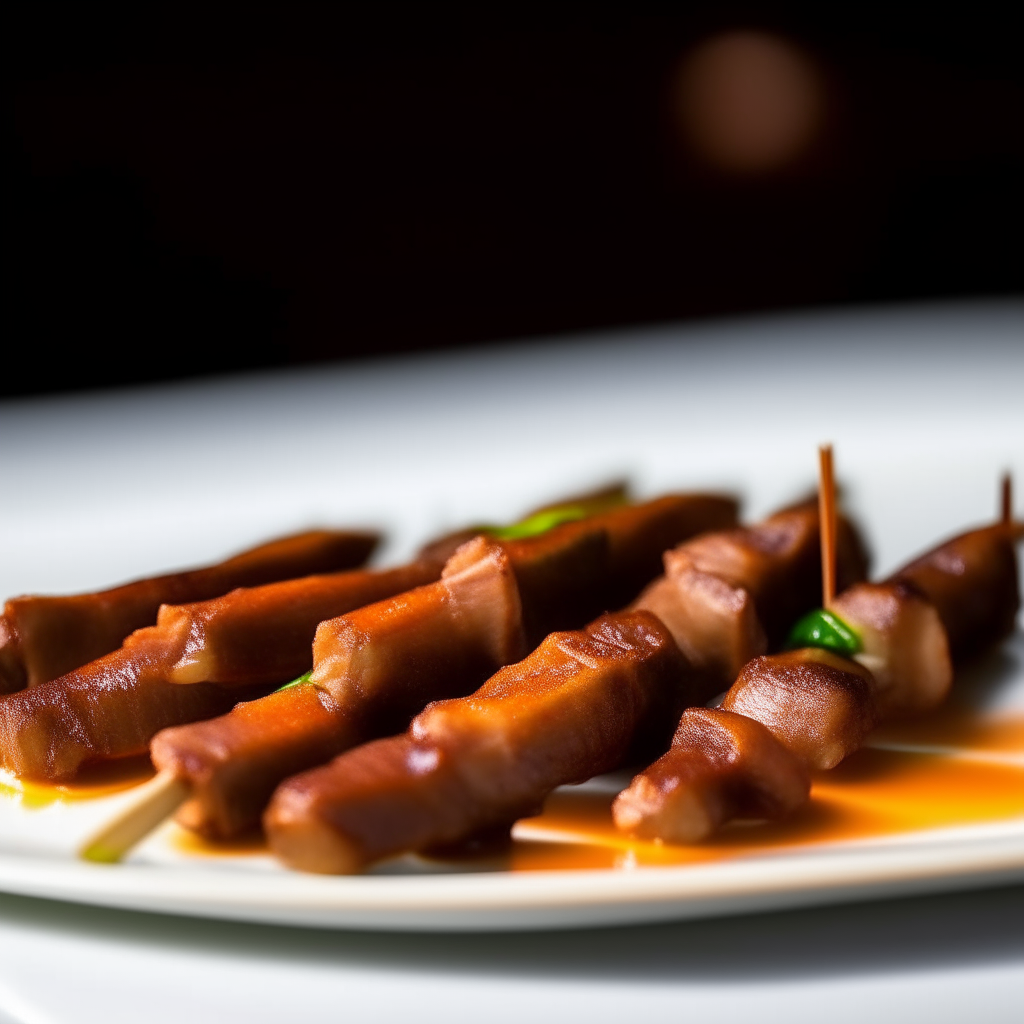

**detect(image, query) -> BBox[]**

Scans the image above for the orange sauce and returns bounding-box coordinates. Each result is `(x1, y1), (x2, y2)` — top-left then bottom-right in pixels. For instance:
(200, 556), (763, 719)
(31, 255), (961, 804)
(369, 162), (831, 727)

(8, 706), (1016, 872)
(508, 709), (1024, 872)
(171, 826), (269, 858)
(0, 755), (155, 808)
(144, 707), (1024, 868)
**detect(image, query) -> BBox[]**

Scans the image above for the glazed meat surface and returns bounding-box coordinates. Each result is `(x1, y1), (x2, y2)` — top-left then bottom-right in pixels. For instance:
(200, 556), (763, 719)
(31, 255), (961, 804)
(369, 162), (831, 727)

(148, 493), (735, 839)
(154, 684), (359, 839)
(614, 517), (1022, 845)
(309, 538), (526, 722)
(634, 500), (869, 690)
(0, 560), (437, 781)
(0, 529), (378, 694)
(588, 494), (740, 614)
(721, 649), (878, 770)
(502, 493), (737, 644)
(612, 707), (809, 843)
(153, 538), (527, 837)
(0, 628), (262, 781)
(831, 580), (952, 717)
(612, 648), (874, 844)
(265, 611), (689, 873)
(159, 562), (441, 689)
(892, 523), (1020, 663)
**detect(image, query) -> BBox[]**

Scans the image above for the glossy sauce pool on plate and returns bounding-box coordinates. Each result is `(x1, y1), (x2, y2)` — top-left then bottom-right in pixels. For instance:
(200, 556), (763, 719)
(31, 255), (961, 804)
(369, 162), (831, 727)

(0, 755), (155, 809)
(170, 708), (1024, 872)
(8, 709), (1022, 873)
(511, 710), (1024, 871)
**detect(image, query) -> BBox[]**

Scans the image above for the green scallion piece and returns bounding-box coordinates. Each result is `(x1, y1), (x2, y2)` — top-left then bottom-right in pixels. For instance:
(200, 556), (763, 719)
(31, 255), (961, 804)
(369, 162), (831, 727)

(785, 608), (861, 657)
(277, 670), (313, 692)
(482, 504), (592, 541)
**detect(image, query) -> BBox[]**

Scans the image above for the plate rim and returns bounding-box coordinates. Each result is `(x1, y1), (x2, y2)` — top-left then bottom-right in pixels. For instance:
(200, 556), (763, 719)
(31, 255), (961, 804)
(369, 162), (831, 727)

(1, 820), (1022, 932)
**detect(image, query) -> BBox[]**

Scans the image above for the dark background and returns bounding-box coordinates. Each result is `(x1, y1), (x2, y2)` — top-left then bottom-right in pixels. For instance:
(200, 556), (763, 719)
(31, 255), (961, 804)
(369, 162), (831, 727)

(6, 6), (1023, 398)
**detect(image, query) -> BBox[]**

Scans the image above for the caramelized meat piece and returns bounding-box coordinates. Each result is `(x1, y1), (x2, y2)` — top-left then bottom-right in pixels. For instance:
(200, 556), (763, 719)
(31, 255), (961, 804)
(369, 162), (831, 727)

(634, 574), (763, 699)
(417, 494), (737, 641)
(612, 648), (873, 844)
(0, 529), (378, 694)
(721, 648), (878, 770)
(265, 611), (689, 873)
(612, 707), (809, 843)
(588, 494), (739, 613)
(413, 480), (633, 567)
(614, 516), (1021, 846)
(160, 563), (439, 688)
(634, 500), (868, 690)
(0, 561), (436, 781)
(831, 581), (952, 717)
(152, 537), (526, 838)
(310, 538), (526, 721)
(499, 525), (609, 646)
(154, 685), (359, 839)
(149, 493), (734, 839)
(502, 493), (737, 643)
(891, 523), (1020, 663)
(0, 628), (264, 781)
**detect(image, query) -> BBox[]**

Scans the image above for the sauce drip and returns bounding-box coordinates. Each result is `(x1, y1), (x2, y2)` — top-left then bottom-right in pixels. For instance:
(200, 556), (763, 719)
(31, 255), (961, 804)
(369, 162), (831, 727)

(171, 826), (268, 858)
(509, 708), (1024, 872)
(0, 755), (155, 808)
(147, 707), (1024, 867)
(9, 706), (1016, 870)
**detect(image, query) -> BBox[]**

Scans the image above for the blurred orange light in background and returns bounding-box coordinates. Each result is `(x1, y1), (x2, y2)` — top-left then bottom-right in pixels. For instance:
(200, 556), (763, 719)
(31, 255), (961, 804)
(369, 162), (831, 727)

(676, 31), (824, 174)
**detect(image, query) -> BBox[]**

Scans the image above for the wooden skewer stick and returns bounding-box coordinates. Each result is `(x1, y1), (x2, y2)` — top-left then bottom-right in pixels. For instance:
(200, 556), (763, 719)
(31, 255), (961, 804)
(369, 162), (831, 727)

(1002, 472), (1024, 540)
(78, 771), (190, 864)
(818, 443), (837, 608)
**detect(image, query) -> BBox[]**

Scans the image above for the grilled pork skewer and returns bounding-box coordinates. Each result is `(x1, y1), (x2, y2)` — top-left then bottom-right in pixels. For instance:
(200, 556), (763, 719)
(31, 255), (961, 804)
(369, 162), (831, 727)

(149, 492), (840, 844)
(613, 467), (1022, 844)
(258, 494), (869, 873)
(265, 611), (689, 874)
(11, 490), (649, 787)
(0, 559), (440, 782)
(150, 536), (528, 842)
(87, 494), (733, 851)
(632, 498), (868, 692)
(0, 528), (379, 694)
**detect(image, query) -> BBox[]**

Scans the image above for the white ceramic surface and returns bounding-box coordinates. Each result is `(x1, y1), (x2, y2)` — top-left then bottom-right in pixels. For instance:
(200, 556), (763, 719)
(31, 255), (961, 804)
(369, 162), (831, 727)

(0, 300), (1022, 937)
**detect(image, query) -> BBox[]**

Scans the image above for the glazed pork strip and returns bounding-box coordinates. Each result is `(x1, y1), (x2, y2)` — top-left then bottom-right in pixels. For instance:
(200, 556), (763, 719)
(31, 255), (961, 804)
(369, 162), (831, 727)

(0, 528), (379, 694)
(0, 560), (438, 781)
(588, 493), (741, 615)
(613, 521), (1021, 843)
(154, 536), (526, 837)
(827, 520), (1020, 716)
(632, 499), (868, 691)
(889, 522), (1021, 664)
(829, 581), (952, 718)
(264, 611), (690, 874)
(412, 480), (632, 568)
(611, 706), (811, 844)
(496, 493), (738, 645)
(612, 648), (879, 842)
(149, 494), (734, 839)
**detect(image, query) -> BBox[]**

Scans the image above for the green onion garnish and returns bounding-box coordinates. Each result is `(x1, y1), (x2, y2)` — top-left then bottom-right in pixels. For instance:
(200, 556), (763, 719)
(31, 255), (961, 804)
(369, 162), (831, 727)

(482, 505), (593, 541)
(277, 670), (313, 692)
(786, 608), (862, 657)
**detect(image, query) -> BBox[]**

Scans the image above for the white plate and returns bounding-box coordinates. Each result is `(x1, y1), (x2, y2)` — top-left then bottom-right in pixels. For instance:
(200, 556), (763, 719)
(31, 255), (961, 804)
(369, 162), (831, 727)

(1, 300), (1022, 931)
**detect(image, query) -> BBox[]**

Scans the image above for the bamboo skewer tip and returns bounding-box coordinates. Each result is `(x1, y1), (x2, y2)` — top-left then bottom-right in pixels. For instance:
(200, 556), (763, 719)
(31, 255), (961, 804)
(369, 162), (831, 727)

(818, 444), (837, 609)
(78, 771), (190, 865)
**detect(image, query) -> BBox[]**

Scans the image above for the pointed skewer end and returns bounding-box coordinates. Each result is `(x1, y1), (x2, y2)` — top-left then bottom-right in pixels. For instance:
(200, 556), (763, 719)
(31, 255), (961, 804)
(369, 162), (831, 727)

(818, 444), (837, 609)
(78, 771), (190, 865)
